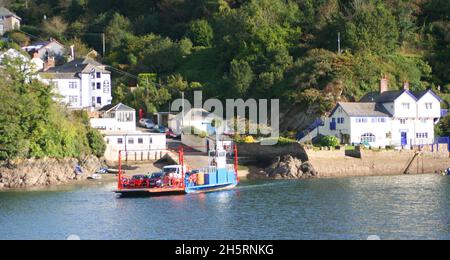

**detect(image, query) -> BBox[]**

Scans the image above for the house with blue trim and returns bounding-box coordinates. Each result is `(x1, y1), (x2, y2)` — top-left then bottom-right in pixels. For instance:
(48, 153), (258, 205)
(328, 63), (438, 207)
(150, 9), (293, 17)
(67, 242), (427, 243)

(301, 77), (443, 148)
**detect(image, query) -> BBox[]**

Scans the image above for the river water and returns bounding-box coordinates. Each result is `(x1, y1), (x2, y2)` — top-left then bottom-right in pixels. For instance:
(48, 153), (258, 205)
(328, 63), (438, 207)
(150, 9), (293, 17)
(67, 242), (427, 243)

(0, 174), (449, 240)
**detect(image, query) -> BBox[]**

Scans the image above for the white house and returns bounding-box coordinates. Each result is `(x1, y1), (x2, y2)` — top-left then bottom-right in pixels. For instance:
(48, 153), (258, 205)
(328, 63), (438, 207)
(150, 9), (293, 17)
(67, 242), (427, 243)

(39, 58), (112, 109)
(91, 103), (136, 132)
(90, 103), (167, 162)
(167, 108), (220, 136)
(0, 48), (45, 74)
(22, 38), (65, 62)
(0, 7), (21, 35)
(301, 78), (443, 148)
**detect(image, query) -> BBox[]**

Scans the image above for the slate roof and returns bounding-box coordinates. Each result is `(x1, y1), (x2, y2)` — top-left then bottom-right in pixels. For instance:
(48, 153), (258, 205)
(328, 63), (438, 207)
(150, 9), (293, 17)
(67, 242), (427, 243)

(332, 102), (392, 117)
(0, 7), (21, 19)
(360, 89), (441, 103)
(360, 90), (409, 103)
(44, 58), (110, 74)
(99, 103), (135, 113)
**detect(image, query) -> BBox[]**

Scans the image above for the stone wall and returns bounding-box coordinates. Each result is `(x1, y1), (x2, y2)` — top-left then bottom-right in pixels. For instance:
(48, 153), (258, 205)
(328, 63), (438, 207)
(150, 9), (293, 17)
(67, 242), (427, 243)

(306, 145), (449, 178)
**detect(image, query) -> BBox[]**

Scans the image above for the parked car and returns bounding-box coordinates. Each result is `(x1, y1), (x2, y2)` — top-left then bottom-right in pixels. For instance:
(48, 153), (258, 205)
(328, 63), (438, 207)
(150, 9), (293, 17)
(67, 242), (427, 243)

(165, 128), (178, 139)
(148, 172), (164, 187)
(129, 175), (146, 187)
(139, 119), (155, 129)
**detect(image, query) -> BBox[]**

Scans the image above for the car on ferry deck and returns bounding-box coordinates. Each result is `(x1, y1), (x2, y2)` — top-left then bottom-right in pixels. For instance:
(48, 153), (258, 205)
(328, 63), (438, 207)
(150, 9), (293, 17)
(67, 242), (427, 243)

(148, 172), (164, 187)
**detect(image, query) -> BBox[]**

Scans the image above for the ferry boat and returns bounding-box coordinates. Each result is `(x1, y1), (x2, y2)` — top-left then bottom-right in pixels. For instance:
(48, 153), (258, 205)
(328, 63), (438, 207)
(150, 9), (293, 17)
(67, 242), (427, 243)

(115, 146), (239, 197)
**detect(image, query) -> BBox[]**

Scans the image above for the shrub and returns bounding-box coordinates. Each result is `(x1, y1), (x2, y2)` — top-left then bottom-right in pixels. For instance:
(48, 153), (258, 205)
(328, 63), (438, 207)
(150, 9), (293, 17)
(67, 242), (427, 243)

(87, 129), (106, 157)
(320, 136), (340, 147)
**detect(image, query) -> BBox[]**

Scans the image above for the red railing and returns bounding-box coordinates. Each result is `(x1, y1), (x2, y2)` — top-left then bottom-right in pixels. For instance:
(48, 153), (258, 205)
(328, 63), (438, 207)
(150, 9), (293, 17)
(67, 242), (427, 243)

(117, 145), (239, 190)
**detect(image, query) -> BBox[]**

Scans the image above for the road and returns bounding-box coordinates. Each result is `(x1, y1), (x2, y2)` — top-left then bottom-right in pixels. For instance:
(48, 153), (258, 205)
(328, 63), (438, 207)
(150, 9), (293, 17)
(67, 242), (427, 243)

(167, 139), (210, 170)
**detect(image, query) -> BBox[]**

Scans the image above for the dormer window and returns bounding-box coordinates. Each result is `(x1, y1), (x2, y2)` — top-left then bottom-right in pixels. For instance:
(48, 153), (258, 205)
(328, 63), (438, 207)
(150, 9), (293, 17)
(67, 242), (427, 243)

(425, 103), (433, 110)
(402, 103), (410, 110)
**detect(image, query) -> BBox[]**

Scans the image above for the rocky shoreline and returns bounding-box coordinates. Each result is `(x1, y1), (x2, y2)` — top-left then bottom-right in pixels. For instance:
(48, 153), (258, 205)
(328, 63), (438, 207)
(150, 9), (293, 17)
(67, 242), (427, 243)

(248, 155), (318, 180)
(0, 156), (104, 190)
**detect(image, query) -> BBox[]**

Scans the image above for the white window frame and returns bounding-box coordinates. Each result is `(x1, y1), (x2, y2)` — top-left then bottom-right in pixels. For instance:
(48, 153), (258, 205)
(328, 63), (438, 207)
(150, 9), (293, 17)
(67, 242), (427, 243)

(361, 133), (376, 143)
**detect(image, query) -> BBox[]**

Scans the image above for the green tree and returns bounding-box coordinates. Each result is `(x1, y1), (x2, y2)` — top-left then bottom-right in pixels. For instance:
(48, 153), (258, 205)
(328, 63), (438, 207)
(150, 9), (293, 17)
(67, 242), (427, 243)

(341, 0), (399, 54)
(42, 16), (68, 40)
(186, 19), (214, 47)
(106, 13), (133, 50)
(228, 59), (254, 96)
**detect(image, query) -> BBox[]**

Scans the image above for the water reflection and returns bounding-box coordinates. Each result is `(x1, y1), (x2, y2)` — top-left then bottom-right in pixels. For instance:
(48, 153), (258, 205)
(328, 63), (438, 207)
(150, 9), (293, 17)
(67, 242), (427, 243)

(0, 174), (449, 239)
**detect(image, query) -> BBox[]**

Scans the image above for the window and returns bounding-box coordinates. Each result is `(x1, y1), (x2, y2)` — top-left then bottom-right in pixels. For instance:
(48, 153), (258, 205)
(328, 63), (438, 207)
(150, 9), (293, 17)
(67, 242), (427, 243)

(69, 96), (78, 104)
(103, 81), (110, 94)
(416, 133), (429, 139)
(361, 133), (376, 143)
(96, 97), (102, 105)
(117, 112), (134, 122)
(97, 82), (101, 90)
(117, 138), (123, 144)
(402, 103), (410, 110)
(400, 119), (406, 125)
(149, 137), (153, 144)
(371, 118), (387, 123)
(425, 103), (433, 110)
(337, 118), (345, 124)
(69, 82), (78, 89)
(128, 138), (134, 145)
(92, 83), (96, 90)
(356, 118), (368, 123)
(106, 138), (110, 145)
(421, 119), (427, 124)
(92, 97), (96, 107)
(96, 72), (101, 78)
(138, 138), (144, 144)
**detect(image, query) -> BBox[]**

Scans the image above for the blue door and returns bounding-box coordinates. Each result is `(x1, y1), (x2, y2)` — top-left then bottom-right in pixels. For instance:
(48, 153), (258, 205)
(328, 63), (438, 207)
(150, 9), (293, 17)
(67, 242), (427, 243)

(401, 132), (407, 146)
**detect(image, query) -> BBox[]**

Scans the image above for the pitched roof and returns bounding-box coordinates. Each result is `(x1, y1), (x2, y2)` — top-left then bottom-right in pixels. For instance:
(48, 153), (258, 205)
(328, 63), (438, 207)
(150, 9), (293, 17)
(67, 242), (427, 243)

(0, 7), (21, 19)
(99, 103), (135, 113)
(44, 58), (110, 74)
(360, 90), (406, 103)
(23, 39), (65, 52)
(361, 89), (442, 103)
(332, 102), (392, 117)
(412, 89), (443, 102)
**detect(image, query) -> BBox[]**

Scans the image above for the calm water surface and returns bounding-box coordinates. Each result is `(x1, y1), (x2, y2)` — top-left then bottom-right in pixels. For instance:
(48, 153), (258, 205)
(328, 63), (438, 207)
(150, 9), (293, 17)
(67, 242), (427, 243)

(0, 174), (449, 240)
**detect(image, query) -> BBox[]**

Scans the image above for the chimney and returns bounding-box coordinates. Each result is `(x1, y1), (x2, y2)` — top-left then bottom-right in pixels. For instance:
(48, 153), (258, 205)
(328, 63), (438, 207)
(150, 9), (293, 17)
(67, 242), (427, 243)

(403, 81), (410, 91)
(68, 45), (75, 62)
(380, 75), (389, 93)
(44, 57), (55, 71)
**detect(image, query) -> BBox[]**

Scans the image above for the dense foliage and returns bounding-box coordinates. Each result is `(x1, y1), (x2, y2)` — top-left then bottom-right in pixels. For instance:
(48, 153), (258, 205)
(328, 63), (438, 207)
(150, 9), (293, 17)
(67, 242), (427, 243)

(3, 0), (450, 133)
(0, 58), (105, 161)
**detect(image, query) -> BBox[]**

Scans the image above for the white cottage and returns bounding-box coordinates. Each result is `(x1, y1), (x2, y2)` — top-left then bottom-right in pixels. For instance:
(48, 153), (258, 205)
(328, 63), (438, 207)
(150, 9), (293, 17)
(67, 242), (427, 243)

(39, 58), (112, 109)
(90, 103), (167, 162)
(302, 79), (443, 148)
(22, 39), (65, 62)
